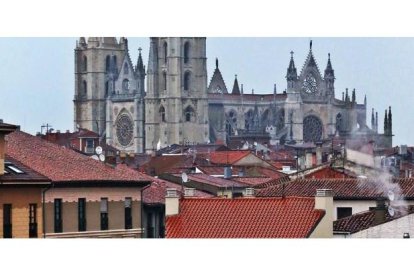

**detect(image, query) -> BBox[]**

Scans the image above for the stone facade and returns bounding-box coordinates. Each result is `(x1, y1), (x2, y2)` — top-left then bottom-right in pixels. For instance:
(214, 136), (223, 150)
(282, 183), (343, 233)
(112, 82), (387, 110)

(74, 38), (392, 154)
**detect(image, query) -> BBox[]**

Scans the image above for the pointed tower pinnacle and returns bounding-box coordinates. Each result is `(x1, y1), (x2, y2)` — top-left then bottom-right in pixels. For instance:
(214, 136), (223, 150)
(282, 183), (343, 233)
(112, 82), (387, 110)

(375, 112), (378, 133)
(352, 89), (356, 104)
(384, 109), (388, 134)
(345, 88), (350, 103)
(324, 53), (335, 79)
(147, 38), (158, 75)
(371, 108), (375, 129)
(241, 84), (244, 95)
(136, 47), (145, 75)
(388, 106), (392, 135)
(274, 84), (277, 94)
(231, 74), (241, 95)
(286, 51), (298, 81)
(364, 94), (367, 106)
(216, 58), (219, 69)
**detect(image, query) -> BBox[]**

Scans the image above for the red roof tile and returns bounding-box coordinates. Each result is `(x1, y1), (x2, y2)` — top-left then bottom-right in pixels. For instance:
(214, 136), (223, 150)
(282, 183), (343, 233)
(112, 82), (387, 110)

(166, 197), (324, 238)
(173, 173), (248, 188)
(204, 151), (251, 165)
(0, 155), (50, 184)
(142, 175), (214, 205)
(256, 178), (414, 199)
(232, 176), (273, 186)
(6, 131), (149, 183)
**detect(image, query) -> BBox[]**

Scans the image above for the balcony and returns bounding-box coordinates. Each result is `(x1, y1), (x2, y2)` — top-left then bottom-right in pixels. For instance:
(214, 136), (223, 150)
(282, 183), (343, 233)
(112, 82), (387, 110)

(45, 228), (144, 238)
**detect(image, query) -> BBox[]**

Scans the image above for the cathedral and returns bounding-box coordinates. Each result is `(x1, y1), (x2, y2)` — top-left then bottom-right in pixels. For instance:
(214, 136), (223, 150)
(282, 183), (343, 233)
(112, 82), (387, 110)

(74, 37), (392, 154)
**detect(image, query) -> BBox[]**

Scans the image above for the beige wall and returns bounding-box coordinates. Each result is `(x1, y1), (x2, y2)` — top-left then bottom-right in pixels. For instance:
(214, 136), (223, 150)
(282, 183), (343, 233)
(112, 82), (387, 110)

(44, 187), (143, 236)
(0, 188), (43, 238)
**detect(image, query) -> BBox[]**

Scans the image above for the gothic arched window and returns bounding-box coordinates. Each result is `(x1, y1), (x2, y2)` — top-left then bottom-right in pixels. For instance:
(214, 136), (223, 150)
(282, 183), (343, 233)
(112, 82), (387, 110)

(105, 56), (111, 72)
(105, 81), (109, 97)
(82, 80), (87, 96)
(112, 56), (117, 72)
(83, 56), (87, 72)
(184, 106), (195, 122)
(124, 63), (129, 74)
(122, 79), (130, 93)
(184, 42), (190, 64)
(163, 42), (168, 64)
(163, 71), (167, 91)
(159, 106), (166, 122)
(184, 71), (190, 91)
(303, 115), (323, 142)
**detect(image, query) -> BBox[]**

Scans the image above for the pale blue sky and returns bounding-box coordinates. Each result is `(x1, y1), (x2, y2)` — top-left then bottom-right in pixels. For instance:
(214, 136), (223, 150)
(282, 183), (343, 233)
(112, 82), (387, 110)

(0, 37), (412, 146)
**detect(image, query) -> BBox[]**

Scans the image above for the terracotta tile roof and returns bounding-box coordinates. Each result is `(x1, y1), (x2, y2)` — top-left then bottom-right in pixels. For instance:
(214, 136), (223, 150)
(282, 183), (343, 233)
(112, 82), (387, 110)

(6, 131), (149, 183)
(166, 197), (324, 238)
(333, 206), (414, 234)
(203, 151), (251, 165)
(304, 166), (357, 179)
(173, 173), (248, 188)
(232, 176), (273, 186)
(253, 175), (291, 189)
(142, 175), (214, 205)
(197, 165), (244, 176)
(0, 155), (50, 184)
(256, 178), (414, 200)
(140, 154), (206, 175)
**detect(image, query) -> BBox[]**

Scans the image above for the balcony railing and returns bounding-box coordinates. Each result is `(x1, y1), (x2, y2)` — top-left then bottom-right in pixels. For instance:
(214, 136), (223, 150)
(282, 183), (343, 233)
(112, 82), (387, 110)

(45, 228), (144, 238)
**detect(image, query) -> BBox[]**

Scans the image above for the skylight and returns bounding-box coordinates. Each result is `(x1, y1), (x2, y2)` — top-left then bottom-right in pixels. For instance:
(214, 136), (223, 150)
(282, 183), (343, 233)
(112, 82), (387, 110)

(6, 165), (24, 174)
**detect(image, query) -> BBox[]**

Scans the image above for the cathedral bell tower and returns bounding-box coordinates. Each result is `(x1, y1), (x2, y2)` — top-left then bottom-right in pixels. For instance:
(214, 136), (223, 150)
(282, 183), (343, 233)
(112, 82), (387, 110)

(145, 37), (210, 153)
(74, 37), (126, 135)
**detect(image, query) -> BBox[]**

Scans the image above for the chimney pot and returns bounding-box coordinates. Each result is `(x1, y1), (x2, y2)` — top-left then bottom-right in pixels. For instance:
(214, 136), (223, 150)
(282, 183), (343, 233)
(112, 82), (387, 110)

(184, 188), (195, 197)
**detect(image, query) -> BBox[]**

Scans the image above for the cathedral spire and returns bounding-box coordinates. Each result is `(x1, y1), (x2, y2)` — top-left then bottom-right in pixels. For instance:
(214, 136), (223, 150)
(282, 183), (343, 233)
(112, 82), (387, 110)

(286, 51), (298, 81)
(371, 108), (375, 130)
(388, 106), (392, 135)
(324, 53), (335, 79)
(136, 47), (145, 75)
(364, 94), (367, 106)
(352, 89), (356, 104)
(345, 88), (350, 104)
(216, 58), (219, 69)
(384, 109), (388, 134)
(231, 74), (241, 95)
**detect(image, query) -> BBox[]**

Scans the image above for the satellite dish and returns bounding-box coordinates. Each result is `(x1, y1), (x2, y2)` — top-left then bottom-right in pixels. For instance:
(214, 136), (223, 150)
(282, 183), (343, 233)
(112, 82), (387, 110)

(95, 146), (103, 155)
(99, 154), (105, 162)
(91, 155), (99, 161)
(388, 190), (395, 201)
(388, 206), (395, 217)
(181, 172), (188, 183)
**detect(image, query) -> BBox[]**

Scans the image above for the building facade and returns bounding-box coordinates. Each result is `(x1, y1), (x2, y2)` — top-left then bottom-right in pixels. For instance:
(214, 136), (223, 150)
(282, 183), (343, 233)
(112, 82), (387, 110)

(74, 38), (392, 154)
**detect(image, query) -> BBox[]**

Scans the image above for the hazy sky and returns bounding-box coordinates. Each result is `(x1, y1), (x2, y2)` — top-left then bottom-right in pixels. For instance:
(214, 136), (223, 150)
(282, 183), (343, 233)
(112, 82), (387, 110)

(0, 37), (412, 146)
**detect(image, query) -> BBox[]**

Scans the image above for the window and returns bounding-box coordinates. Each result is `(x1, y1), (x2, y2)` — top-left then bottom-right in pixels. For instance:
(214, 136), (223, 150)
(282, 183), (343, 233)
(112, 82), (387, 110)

(83, 56), (87, 72)
(3, 204), (12, 238)
(184, 106), (194, 122)
(184, 71), (190, 91)
(184, 42), (190, 63)
(105, 81), (109, 97)
(106, 55), (111, 72)
(163, 42), (168, 63)
(147, 212), (154, 238)
(124, 198), (132, 230)
(163, 71), (167, 91)
(78, 198), (86, 232)
(337, 207), (352, 220)
(124, 63), (129, 74)
(122, 79), (130, 93)
(29, 204), (37, 238)
(82, 80), (87, 96)
(100, 198), (109, 231)
(54, 199), (62, 233)
(112, 56), (117, 72)
(159, 106), (166, 122)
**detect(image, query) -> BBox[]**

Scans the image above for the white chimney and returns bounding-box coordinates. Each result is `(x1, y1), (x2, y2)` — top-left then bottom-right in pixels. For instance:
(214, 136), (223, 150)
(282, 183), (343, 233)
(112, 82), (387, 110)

(245, 188), (255, 197)
(311, 189), (334, 238)
(305, 152), (313, 168)
(165, 188), (180, 216)
(184, 188), (195, 197)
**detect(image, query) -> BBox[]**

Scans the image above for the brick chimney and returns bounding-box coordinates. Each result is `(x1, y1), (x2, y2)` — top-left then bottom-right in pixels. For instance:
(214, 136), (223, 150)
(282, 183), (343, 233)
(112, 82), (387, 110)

(311, 189), (334, 238)
(165, 188), (180, 216)
(0, 120), (19, 176)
